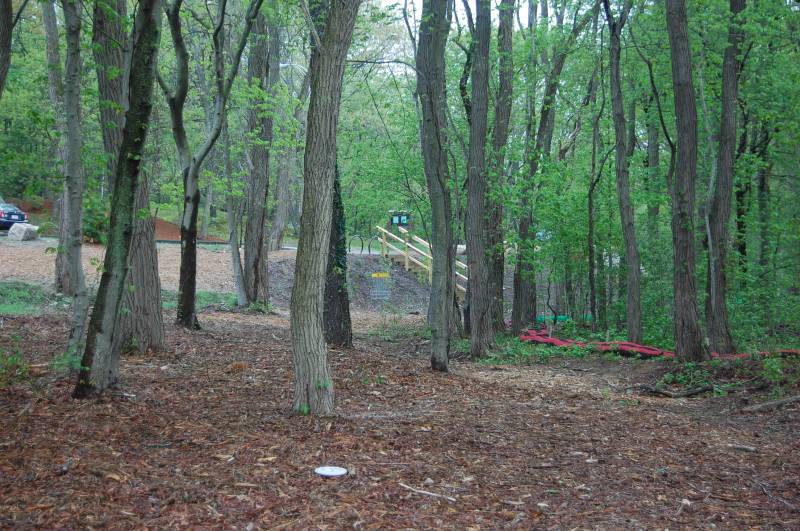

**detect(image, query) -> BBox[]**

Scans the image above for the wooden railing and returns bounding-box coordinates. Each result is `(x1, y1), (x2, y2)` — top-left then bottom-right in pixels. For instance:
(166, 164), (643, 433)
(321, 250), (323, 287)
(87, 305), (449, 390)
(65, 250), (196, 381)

(375, 225), (467, 296)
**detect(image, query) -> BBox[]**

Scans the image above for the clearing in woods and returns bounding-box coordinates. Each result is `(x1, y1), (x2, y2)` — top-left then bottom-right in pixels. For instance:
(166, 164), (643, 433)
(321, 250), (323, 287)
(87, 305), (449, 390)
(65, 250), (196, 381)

(1, 307), (798, 528)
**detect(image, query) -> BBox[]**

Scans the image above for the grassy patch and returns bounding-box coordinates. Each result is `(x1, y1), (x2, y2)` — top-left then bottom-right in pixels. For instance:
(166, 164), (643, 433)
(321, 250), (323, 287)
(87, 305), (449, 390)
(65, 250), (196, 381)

(0, 281), (53, 316)
(160, 290), (239, 311)
(363, 312), (430, 342)
(474, 333), (593, 365)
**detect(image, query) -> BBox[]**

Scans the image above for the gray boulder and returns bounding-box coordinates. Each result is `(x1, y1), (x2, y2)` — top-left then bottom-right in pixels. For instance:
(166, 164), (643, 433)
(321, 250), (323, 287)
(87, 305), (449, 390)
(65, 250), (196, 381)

(7, 223), (39, 241)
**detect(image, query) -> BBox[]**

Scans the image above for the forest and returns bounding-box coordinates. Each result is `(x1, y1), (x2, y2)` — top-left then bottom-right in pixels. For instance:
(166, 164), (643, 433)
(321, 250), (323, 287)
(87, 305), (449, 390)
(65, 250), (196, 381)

(0, 0), (799, 527)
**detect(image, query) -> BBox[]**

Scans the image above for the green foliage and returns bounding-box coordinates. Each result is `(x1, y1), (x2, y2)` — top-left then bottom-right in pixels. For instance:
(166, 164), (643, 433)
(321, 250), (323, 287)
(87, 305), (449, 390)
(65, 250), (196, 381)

(480, 334), (592, 365)
(0, 335), (28, 385)
(82, 192), (110, 244)
(0, 282), (47, 316)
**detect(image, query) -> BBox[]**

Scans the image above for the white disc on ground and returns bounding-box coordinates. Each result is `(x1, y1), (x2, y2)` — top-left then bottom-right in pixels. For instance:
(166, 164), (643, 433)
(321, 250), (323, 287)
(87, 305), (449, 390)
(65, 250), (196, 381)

(314, 466), (348, 478)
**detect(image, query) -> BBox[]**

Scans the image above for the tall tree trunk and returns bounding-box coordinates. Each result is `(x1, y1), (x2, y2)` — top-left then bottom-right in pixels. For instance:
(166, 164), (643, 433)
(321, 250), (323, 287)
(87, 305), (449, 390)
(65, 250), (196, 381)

(665, 0), (708, 361)
(487, 0), (514, 332)
(324, 166), (352, 346)
(416, 0), (454, 371)
(92, 0), (164, 356)
(268, 71), (310, 252)
(268, 150), (292, 251)
(42, 0), (71, 294)
(0, 0), (13, 99)
(92, 0), (127, 194)
(706, 0), (744, 354)
(243, 15), (279, 305)
(588, 83), (604, 330)
(756, 159), (770, 271)
(465, 0), (493, 359)
(645, 97), (660, 242)
(603, 0), (642, 343)
(221, 114), (248, 306)
(73, 0), (162, 397)
(290, 0), (361, 415)
(61, 0), (90, 361)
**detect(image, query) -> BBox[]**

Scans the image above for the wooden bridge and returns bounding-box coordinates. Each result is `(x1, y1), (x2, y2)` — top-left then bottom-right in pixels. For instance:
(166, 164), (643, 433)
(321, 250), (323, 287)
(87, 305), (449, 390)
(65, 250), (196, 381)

(375, 225), (468, 300)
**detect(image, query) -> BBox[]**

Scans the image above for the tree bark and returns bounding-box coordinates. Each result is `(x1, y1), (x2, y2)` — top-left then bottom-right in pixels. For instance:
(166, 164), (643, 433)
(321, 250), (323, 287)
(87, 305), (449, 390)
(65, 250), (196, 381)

(92, 0), (127, 194)
(705, 0), (744, 355)
(91, 0), (164, 356)
(113, 176), (165, 356)
(42, 0), (71, 294)
(487, 0), (514, 332)
(603, 0), (642, 343)
(243, 15), (280, 305)
(0, 0), (12, 99)
(221, 113), (248, 307)
(665, 0), (708, 361)
(74, 0), (162, 397)
(324, 165), (352, 347)
(290, 0), (361, 415)
(416, 0), (454, 371)
(645, 96), (660, 242)
(465, 0), (493, 359)
(268, 71), (310, 252)
(61, 0), (90, 362)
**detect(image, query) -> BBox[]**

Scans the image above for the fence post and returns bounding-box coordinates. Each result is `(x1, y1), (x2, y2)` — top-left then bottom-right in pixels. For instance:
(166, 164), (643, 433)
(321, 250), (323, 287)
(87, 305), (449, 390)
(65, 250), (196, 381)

(403, 231), (410, 270)
(380, 229), (386, 257)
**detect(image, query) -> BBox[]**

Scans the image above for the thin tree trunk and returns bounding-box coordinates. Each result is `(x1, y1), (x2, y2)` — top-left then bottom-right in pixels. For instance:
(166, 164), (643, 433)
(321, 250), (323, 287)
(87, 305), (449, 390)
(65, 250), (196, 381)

(290, 0), (361, 415)
(61, 0), (89, 361)
(74, 0), (162, 397)
(645, 97), (660, 242)
(324, 165), (352, 346)
(757, 159), (770, 270)
(43, 0), (72, 294)
(511, 2), (597, 334)
(487, 0), (514, 332)
(706, 0), (744, 354)
(603, 0), (642, 343)
(222, 114), (248, 306)
(268, 150), (292, 251)
(268, 71), (310, 252)
(416, 0), (454, 371)
(665, 0), (708, 361)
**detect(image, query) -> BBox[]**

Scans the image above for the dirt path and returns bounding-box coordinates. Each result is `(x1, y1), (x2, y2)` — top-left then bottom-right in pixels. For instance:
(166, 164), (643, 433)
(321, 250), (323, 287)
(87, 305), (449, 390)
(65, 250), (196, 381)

(1, 312), (798, 528)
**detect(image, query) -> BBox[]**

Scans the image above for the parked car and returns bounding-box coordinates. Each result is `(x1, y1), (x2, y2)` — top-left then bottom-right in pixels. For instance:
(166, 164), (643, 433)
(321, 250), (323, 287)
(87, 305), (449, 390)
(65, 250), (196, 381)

(0, 197), (29, 229)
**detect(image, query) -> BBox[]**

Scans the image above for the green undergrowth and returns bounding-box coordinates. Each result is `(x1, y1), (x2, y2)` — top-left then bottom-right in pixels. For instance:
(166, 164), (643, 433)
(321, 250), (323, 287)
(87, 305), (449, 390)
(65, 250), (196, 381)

(362, 309), (431, 342)
(462, 333), (595, 365)
(1, 334), (28, 385)
(160, 290), (239, 311)
(0, 281), (69, 316)
(657, 357), (800, 398)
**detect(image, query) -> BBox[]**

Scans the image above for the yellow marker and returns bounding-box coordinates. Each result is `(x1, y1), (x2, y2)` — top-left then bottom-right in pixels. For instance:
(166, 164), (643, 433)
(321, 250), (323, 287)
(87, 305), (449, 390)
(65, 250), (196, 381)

(371, 272), (390, 278)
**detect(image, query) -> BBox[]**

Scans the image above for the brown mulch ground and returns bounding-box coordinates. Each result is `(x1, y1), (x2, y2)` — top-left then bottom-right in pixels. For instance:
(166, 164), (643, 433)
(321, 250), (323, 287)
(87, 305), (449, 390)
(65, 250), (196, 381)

(1, 311), (799, 529)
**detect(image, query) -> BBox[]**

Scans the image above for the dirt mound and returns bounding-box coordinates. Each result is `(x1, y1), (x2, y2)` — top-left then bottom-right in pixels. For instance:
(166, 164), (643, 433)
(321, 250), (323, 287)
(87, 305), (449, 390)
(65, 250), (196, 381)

(269, 253), (429, 313)
(154, 217), (224, 242)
